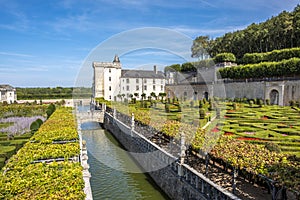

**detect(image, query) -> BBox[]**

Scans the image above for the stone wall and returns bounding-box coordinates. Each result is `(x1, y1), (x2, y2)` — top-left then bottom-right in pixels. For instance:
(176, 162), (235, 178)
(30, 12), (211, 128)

(103, 112), (240, 200)
(166, 79), (300, 106)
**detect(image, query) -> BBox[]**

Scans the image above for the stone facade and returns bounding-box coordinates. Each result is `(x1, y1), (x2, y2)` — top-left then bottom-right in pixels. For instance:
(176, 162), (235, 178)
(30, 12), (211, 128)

(93, 56), (165, 101)
(0, 84), (17, 104)
(166, 79), (300, 106)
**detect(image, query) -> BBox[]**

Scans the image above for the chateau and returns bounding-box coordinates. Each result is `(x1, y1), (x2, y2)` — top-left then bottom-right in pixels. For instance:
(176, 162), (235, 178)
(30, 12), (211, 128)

(92, 55), (165, 101)
(93, 56), (300, 106)
(0, 84), (17, 104)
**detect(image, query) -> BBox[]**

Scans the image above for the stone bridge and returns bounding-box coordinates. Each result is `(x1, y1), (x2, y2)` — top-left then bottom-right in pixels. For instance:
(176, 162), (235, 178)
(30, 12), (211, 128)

(76, 110), (104, 123)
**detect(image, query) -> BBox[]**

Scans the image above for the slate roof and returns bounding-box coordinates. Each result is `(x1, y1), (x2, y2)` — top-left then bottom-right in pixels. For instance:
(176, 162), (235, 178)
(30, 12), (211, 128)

(0, 84), (15, 91)
(121, 70), (165, 79)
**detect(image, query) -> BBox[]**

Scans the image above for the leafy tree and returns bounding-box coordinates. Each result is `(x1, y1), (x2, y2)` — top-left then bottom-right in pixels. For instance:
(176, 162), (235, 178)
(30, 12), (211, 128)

(213, 53), (236, 63)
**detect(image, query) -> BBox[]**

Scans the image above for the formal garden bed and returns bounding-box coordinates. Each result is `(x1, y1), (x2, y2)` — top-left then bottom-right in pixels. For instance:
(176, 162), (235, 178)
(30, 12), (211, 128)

(103, 98), (300, 198)
(0, 107), (85, 199)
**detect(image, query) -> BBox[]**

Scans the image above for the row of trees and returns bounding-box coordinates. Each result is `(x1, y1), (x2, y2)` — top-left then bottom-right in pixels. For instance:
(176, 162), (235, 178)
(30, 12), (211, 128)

(191, 5), (300, 59)
(116, 92), (167, 102)
(17, 87), (92, 100)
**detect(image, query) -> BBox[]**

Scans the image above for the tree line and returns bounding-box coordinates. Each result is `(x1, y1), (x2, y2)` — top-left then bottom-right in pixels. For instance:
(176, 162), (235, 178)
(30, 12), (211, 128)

(17, 87), (92, 100)
(191, 5), (300, 59)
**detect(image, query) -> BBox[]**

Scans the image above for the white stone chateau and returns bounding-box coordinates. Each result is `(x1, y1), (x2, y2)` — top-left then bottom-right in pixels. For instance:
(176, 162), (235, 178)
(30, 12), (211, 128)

(92, 55), (165, 101)
(0, 84), (17, 104)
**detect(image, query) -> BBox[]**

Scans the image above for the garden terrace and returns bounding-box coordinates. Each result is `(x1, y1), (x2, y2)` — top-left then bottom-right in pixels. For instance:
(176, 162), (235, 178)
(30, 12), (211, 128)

(0, 104), (48, 169)
(0, 107), (85, 199)
(105, 100), (299, 198)
(221, 103), (300, 157)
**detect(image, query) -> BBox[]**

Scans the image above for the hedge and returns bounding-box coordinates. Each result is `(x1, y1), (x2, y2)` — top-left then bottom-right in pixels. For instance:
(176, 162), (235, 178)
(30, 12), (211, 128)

(219, 57), (300, 79)
(242, 47), (300, 64)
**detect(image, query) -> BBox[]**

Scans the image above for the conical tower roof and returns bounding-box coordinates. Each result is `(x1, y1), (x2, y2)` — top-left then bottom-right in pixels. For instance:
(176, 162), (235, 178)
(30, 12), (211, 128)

(113, 54), (120, 63)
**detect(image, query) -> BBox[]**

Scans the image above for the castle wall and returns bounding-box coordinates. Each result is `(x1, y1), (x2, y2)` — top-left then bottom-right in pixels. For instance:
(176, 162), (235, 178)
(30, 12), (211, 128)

(166, 80), (300, 106)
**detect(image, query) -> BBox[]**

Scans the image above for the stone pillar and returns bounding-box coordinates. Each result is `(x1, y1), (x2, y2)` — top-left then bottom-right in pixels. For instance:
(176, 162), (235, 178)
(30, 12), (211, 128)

(178, 133), (186, 177)
(131, 113), (135, 136)
(81, 140), (93, 200)
(113, 107), (116, 119)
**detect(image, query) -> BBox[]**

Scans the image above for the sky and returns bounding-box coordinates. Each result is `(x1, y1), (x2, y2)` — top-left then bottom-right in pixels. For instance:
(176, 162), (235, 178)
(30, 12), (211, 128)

(0, 0), (299, 87)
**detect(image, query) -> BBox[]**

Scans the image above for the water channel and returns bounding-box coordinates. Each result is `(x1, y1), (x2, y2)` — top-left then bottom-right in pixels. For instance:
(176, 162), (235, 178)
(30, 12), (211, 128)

(81, 121), (169, 200)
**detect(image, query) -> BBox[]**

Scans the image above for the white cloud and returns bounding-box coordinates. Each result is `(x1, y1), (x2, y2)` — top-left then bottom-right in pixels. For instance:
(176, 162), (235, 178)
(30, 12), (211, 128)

(0, 51), (34, 58)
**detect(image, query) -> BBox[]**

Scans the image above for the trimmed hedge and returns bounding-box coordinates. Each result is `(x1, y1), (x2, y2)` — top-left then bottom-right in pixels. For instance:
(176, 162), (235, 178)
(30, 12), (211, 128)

(214, 52), (236, 63)
(242, 47), (300, 64)
(219, 57), (300, 79)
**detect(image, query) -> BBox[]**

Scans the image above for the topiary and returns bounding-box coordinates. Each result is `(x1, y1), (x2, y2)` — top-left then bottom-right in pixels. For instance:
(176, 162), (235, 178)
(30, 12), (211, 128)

(199, 108), (205, 119)
(35, 118), (43, 127)
(30, 121), (40, 133)
(265, 142), (281, 153)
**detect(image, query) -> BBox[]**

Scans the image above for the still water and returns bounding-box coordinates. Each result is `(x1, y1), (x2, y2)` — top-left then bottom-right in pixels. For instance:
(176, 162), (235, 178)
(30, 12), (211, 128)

(81, 121), (169, 200)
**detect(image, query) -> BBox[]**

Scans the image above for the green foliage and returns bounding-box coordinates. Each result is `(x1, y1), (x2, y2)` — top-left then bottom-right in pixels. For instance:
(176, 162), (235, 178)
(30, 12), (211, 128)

(213, 53), (236, 63)
(242, 48), (300, 64)
(192, 5), (300, 59)
(165, 103), (170, 113)
(265, 142), (281, 153)
(46, 103), (56, 119)
(219, 57), (300, 79)
(0, 108), (85, 199)
(30, 121), (40, 133)
(199, 108), (205, 119)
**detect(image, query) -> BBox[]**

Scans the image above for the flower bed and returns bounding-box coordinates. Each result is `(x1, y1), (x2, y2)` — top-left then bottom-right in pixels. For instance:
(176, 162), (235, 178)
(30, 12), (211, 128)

(0, 107), (85, 199)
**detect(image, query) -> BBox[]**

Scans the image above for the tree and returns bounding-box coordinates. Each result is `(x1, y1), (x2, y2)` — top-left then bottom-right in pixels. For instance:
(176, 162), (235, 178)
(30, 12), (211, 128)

(158, 92), (166, 102)
(191, 36), (211, 59)
(134, 93), (139, 99)
(141, 93), (146, 100)
(213, 53), (236, 63)
(150, 92), (156, 100)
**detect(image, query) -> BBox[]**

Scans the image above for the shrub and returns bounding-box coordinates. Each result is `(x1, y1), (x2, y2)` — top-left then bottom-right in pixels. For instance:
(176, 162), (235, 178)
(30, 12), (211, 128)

(30, 121), (40, 133)
(46, 104), (56, 119)
(165, 103), (170, 113)
(265, 142), (281, 153)
(199, 108), (205, 119)
(214, 53), (236, 63)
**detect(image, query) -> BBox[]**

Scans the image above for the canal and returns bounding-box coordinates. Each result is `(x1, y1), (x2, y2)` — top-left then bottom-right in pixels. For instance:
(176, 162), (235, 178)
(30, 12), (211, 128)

(81, 121), (169, 200)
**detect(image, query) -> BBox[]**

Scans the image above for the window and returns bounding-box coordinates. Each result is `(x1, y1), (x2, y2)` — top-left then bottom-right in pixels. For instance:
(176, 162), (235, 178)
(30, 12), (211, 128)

(161, 85), (163, 91)
(144, 85), (147, 91)
(144, 79), (147, 83)
(136, 79), (139, 83)
(109, 95), (111, 100)
(126, 78), (130, 84)
(161, 79), (164, 84)
(136, 86), (139, 91)
(126, 86), (130, 91)
(109, 86), (111, 91)
(109, 68), (111, 73)
(109, 77), (111, 81)
(153, 85), (156, 91)
(153, 79), (156, 84)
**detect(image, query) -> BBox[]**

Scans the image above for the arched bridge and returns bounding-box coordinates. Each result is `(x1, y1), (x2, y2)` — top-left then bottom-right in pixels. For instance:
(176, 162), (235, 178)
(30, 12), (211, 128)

(76, 110), (104, 123)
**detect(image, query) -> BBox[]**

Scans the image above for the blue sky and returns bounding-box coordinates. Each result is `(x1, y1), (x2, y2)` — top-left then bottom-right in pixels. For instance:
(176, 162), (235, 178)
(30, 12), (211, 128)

(0, 0), (298, 87)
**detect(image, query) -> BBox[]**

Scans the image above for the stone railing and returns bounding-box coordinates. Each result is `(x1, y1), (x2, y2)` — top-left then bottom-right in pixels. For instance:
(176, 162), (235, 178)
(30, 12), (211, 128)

(77, 120), (93, 200)
(104, 111), (240, 200)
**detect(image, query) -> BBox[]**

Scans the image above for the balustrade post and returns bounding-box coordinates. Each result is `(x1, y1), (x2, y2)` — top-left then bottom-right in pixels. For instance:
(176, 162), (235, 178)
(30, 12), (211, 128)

(131, 113), (135, 137)
(232, 167), (238, 194)
(113, 107), (116, 119)
(178, 133), (186, 177)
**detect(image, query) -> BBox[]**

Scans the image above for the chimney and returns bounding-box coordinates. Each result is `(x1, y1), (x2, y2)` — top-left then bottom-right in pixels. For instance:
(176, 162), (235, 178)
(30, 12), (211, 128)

(154, 65), (157, 74)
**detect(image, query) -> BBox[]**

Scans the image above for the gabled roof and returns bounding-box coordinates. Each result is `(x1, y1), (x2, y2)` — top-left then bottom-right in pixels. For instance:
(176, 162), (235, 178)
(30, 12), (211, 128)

(0, 84), (15, 91)
(121, 70), (165, 79)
